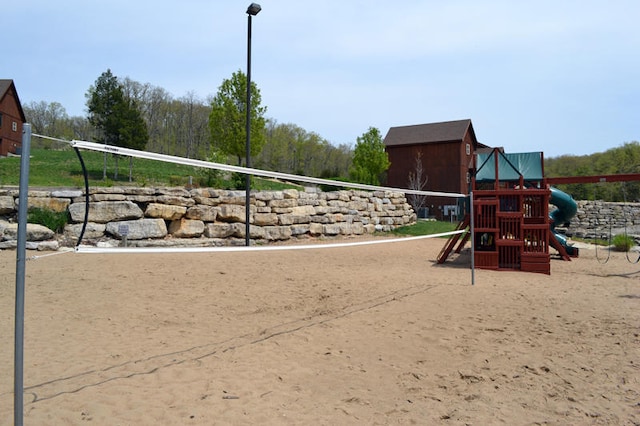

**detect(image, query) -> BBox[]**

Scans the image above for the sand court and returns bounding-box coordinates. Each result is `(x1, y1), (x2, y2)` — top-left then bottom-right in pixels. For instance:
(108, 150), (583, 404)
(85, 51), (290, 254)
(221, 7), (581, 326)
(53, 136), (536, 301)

(1, 237), (639, 424)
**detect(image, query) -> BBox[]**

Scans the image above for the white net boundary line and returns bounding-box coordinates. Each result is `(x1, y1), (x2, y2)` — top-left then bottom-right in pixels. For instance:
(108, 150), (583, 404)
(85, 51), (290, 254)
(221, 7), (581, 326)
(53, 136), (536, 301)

(65, 138), (465, 198)
(74, 230), (466, 254)
(29, 133), (468, 256)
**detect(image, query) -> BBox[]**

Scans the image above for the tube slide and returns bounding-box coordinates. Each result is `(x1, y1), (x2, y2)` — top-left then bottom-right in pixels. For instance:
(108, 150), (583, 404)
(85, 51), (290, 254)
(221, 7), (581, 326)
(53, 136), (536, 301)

(549, 187), (578, 256)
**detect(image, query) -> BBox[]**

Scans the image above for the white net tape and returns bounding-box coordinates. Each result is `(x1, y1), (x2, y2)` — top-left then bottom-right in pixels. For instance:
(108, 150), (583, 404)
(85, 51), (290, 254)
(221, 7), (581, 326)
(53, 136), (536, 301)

(31, 134), (468, 254)
(74, 231), (466, 254)
(69, 139), (465, 198)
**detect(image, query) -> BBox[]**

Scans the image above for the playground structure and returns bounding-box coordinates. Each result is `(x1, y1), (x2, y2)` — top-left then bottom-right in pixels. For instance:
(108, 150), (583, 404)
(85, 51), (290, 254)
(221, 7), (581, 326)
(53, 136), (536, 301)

(438, 148), (640, 274)
(438, 148), (578, 274)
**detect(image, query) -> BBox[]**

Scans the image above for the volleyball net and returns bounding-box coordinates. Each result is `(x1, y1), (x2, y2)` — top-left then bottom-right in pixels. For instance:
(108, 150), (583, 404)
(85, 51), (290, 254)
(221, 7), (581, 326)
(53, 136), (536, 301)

(29, 133), (468, 253)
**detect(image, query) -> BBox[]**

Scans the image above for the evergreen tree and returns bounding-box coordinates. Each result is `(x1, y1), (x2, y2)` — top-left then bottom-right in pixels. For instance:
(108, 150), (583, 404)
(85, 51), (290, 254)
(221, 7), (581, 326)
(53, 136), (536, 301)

(86, 69), (148, 179)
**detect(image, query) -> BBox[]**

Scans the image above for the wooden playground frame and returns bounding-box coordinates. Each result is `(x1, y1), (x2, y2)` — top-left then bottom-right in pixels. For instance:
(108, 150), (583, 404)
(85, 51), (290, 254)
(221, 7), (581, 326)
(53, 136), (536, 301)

(437, 148), (640, 274)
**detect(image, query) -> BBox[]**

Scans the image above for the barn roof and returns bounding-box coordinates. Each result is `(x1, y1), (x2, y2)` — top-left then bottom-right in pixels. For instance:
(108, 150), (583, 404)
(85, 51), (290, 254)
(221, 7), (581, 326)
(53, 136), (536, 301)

(0, 79), (26, 122)
(384, 119), (479, 147)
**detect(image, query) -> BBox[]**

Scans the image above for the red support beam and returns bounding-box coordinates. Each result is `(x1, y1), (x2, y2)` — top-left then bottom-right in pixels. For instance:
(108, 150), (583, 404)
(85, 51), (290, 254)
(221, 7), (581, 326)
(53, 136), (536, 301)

(546, 173), (640, 185)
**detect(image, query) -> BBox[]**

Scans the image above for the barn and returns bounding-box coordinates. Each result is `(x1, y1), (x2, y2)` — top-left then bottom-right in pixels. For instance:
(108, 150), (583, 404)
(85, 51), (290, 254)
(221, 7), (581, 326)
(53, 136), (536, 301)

(0, 79), (26, 156)
(384, 119), (489, 220)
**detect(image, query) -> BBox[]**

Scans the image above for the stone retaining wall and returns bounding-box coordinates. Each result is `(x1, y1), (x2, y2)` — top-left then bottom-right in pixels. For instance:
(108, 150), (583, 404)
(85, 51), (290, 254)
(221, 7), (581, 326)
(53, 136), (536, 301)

(559, 200), (640, 240)
(0, 186), (417, 250)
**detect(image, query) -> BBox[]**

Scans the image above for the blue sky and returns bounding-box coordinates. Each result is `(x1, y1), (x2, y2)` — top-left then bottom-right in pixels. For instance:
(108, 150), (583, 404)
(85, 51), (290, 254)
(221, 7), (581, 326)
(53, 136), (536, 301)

(6, 1), (639, 158)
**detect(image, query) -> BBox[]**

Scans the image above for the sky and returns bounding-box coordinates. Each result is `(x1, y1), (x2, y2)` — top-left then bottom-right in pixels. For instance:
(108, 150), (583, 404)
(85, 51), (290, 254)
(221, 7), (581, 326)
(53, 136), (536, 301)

(5, 1), (639, 158)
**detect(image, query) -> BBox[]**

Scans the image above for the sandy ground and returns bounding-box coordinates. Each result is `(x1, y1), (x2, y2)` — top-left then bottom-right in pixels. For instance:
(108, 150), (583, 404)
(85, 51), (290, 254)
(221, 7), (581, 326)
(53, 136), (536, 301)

(1, 237), (639, 425)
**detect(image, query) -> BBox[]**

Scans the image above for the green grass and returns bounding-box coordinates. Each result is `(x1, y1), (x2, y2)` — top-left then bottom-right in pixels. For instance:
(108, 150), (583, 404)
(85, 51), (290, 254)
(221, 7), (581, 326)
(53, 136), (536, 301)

(571, 236), (609, 246)
(0, 148), (302, 190)
(612, 234), (635, 252)
(390, 220), (458, 237)
(27, 208), (69, 233)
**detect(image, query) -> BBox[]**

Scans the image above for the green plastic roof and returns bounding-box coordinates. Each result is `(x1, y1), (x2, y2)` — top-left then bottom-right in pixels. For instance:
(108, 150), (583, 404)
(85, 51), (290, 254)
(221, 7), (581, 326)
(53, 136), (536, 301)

(475, 151), (543, 181)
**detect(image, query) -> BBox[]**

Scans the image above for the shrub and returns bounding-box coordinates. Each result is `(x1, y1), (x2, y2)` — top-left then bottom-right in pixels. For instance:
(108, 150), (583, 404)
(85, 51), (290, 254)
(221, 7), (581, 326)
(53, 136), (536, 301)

(612, 234), (634, 252)
(27, 208), (69, 233)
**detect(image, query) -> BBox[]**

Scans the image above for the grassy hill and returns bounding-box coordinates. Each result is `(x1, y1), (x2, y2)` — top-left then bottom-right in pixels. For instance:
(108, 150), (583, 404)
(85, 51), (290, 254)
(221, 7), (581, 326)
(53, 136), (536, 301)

(0, 148), (300, 191)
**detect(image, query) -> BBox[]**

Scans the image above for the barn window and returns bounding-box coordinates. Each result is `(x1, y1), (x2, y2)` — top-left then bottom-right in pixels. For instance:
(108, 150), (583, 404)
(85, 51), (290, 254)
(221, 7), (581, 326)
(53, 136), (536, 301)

(466, 143), (470, 155)
(12, 121), (17, 132)
(0, 113), (3, 127)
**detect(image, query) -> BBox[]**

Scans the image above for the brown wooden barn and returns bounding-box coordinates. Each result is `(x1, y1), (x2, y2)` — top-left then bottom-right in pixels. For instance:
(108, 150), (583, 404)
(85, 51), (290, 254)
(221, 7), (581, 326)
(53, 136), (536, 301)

(384, 119), (489, 220)
(0, 79), (26, 156)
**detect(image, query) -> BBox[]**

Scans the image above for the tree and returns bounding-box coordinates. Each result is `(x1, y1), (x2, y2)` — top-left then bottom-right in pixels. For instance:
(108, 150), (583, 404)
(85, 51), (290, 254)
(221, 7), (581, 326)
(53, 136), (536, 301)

(208, 70), (267, 165)
(350, 127), (390, 185)
(86, 69), (149, 180)
(407, 150), (429, 215)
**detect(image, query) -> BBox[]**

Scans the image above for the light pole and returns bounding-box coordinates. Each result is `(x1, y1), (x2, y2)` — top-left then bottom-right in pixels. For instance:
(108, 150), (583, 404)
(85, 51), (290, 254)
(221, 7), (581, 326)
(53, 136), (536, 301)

(245, 2), (261, 246)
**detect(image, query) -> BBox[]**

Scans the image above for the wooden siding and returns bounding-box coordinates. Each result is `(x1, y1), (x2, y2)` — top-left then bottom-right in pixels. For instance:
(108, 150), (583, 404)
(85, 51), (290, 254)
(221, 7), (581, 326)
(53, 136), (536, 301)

(386, 139), (476, 219)
(0, 82), (24, 156)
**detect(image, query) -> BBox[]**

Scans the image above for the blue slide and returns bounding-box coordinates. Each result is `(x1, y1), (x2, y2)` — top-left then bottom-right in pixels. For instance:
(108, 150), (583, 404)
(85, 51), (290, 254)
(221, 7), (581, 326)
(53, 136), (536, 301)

(549, 187), (579, 256)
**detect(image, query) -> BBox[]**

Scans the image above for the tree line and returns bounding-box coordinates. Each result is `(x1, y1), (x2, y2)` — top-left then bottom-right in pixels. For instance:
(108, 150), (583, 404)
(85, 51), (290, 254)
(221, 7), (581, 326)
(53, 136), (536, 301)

(545, 141), (640, 202)
(25, 69), (638, 202)
(23, 70), (390, 187)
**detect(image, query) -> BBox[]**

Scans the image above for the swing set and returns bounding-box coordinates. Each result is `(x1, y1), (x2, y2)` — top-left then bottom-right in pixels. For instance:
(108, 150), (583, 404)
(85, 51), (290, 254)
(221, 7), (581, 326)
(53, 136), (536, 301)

(546, 174), (640, 265)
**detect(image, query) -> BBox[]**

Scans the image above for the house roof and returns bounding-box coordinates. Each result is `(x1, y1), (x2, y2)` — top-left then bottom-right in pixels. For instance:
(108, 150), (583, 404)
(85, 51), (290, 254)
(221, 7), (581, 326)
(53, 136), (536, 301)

(0, 79), (26, 122)
(383, 119), (480, 147)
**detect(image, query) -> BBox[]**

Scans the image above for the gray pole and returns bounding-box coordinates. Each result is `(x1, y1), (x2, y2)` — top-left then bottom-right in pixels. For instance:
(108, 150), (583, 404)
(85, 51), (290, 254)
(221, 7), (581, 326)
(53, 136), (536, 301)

(15, 123), (31, 426)
(245, 12), (253, 246)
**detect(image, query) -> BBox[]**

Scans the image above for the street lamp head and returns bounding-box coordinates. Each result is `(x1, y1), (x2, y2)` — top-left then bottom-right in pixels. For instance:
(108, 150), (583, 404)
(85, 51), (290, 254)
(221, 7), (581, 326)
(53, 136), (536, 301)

(247, 3), (261, 15)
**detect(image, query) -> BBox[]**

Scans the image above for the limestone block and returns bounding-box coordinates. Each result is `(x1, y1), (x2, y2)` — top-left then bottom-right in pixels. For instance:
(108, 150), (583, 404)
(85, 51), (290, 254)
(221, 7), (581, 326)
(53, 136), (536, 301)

(309, 223), (324, 237)
(51, 190), (83, 198)
(291, 205), (316, 216)
(69, 201), (144, 224)
(231, 223), (266, 239)
(28, 223), (55, 240)
(123, 187), (156, 196)
(186, 205), (218, 222)
(254, 213), (278, 226)
(325, 213), (344, 223)
(323, 224), (342, 235)
(347, 200), (369, 211)
(279, 214), (311, 226)
(338, 222), (365, 235)
(36, 240), (60, 251)
(290, 224), (310, 236)
(264, 226), (293, 241)
(92, 187), (125, 194)
(157, 187), (190, 197)
(310, 215), (332, 224)
(217, 205), (248, 223)
(271, 207), (294, 214)
(0, 196), (15, 214)
(145, 203), (187, 220)
(205, 223), (235, 238)
(126, 194), (153, 204)
(192, 196), (220, 206)
(328, 200), (347, 209)
(157, 195), (195, 207)
(254, 191), (279, 202)
(25, 196), (71, 212)
(91, 193), (127, 201)
(283, 189), (299, 199)
(64, 222), (107, 240)
(270, 199), (297, 209)
(105, 218), (167, 240)
(168, 218), (205, 238)
(219, 195), (248, 205)
(0, 222), (55, 241)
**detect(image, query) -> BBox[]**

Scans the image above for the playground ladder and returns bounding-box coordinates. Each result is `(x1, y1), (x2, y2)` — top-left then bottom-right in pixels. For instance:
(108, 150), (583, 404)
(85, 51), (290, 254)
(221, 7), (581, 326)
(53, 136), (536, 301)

(436, 214), (470, 264)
